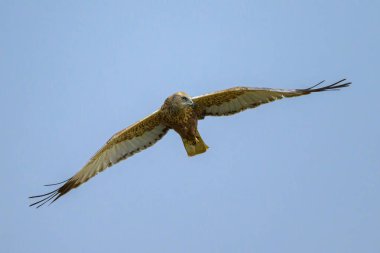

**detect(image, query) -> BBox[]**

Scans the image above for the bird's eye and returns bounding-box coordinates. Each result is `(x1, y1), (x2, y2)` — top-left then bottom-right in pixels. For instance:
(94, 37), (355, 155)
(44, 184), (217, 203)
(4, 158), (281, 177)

(181, 96), (188, 101)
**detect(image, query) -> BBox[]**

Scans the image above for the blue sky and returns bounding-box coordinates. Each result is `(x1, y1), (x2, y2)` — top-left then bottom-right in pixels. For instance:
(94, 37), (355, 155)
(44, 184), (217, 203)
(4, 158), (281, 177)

(1, 1), (379, 252)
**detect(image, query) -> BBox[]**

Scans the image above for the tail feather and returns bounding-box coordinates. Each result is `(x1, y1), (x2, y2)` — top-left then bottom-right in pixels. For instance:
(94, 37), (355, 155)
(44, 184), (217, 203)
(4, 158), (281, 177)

(182, 130), (209, 157)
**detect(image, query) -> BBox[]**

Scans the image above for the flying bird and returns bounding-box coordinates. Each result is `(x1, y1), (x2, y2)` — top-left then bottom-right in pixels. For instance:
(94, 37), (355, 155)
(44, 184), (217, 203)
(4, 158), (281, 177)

(30, 79), (350, 207)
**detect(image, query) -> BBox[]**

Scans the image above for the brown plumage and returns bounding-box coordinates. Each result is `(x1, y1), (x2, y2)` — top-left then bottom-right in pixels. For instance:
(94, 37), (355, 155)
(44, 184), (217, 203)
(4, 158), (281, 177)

(30, 79), (350, 207)
(160, 92), (209, 156)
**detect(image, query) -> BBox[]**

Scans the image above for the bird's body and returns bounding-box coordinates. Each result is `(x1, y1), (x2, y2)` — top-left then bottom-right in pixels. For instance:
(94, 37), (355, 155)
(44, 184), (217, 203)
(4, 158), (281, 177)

(30, 79), (350, 207)
(160, 92), (198, 140)
(160, 91), (208, 156)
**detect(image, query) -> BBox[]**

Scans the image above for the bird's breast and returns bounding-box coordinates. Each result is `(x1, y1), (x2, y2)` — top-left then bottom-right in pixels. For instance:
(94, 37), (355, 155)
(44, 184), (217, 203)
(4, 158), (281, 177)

(160, 108), (198, 139)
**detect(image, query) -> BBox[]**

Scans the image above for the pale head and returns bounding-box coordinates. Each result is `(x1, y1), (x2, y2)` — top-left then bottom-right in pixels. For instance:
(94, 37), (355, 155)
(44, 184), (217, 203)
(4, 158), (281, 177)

(163, 92), (194, 111)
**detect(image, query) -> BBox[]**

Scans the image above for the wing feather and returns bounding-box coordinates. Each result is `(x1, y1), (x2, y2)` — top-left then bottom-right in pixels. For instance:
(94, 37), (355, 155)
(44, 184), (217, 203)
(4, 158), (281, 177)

(30, 110), (169, 207)
(193, 79), (350, 118)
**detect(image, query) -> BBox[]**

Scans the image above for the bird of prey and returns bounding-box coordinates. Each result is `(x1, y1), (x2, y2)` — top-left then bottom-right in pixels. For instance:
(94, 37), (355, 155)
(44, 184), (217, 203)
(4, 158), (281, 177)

(30, 79), (350, 207)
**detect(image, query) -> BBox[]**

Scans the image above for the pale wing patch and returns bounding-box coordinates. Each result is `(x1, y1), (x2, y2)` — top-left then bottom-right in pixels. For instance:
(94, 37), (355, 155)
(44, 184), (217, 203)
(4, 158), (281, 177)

(72, 124), (168, 186)
(199, 89), (291, 116)
(194, 87), (308, 117)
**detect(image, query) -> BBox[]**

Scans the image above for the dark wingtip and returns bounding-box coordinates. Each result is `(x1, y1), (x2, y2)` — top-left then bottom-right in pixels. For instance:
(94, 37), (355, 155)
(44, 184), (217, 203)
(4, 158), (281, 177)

(29, 177), (75, 208)
(30, 181), (65, 208)
(306, 80), (325, 90)
(29, 188), (58, 199)
(44, 178), (69, 187)
(29, 189), (60, 208)
(304, 79), (351, 93)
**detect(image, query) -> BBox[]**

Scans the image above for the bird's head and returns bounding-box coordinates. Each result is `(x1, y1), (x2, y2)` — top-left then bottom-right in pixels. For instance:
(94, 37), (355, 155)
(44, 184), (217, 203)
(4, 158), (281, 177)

(164, 92), (194, 111)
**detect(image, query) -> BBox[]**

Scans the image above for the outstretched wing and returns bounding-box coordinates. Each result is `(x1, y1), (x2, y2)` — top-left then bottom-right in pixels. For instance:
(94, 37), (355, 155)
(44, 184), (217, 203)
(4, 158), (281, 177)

(30, 110), (169, 208)
(193, 79), (350, 119)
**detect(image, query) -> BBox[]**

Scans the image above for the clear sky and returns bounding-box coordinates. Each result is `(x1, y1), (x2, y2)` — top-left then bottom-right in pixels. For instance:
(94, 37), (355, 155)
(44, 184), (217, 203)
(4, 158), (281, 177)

(1, 1), (379, 252)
